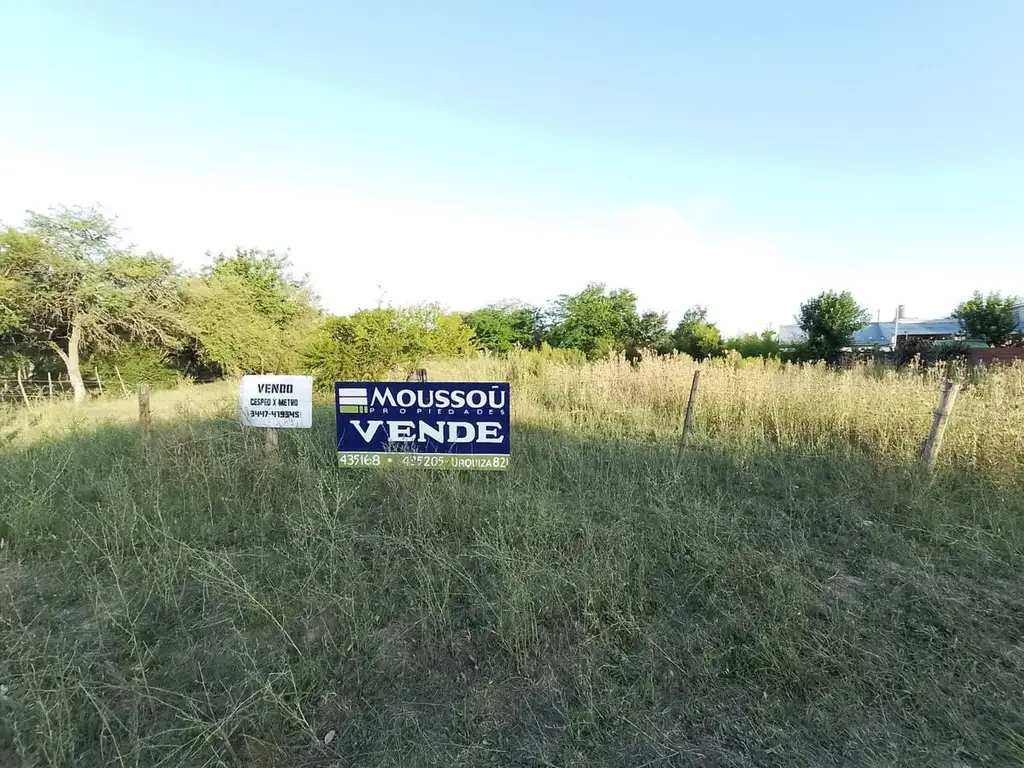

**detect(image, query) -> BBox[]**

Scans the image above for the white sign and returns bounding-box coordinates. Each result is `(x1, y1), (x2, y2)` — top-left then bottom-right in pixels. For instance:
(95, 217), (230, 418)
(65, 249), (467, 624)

(239, 375), (313, 429)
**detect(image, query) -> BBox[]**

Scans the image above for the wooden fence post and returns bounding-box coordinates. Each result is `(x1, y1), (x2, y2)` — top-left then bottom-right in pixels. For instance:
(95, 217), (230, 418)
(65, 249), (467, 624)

(265, 428), (279, 456)
(115, 365), (129, 397)
(16, 367), (30, 408)
(677, 369), (702, 458)
(47, 372), (54, 401)
(920, 380), (959, 471)
(138, 383), (151, 433)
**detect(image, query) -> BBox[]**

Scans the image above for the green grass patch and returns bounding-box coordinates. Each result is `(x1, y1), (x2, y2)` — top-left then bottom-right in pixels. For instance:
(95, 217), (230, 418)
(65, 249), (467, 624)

(2, 371), (1023, 766)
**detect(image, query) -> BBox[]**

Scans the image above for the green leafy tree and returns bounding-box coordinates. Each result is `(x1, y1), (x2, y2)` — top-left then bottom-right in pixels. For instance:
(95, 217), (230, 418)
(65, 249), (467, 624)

(303, 306), (474, 384)
(673, 305), (725, 359)
(303, 310), (410, 383)
(952, 291), (1020, 347)
(0, 271), (20, 335)
(726, 329), (780, 359)
(464, 303), (540, 354)
(545, 283), (640, 359)
(204, 248), (315, 327)
(183, 273), (294, 374)
(797, 290), (869, 363)
(404, 303), (477, 358)
(627, 311), (674, 354)
(184, 249), (319, 374)
(0, 206), (182, 404)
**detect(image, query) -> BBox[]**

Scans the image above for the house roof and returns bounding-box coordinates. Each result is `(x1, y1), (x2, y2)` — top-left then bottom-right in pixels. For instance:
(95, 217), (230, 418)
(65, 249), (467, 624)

(852, 319), (962, 346)
(780, 306), (1024, 347)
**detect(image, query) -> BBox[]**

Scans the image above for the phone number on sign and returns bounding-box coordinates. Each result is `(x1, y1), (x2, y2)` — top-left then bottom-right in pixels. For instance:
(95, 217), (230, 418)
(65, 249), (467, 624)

(337, 453), (509, 470)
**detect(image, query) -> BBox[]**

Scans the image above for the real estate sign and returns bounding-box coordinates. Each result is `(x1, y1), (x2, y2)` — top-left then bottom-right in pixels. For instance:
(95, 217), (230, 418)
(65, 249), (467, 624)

(239, 375), (314, 429)
(335, 381), (510, 469)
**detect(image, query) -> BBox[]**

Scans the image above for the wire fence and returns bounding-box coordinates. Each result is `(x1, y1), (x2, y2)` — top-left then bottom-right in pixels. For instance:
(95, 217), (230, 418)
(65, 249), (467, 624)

(3, 364), (1021, 479)
(0, 376), (226, 405)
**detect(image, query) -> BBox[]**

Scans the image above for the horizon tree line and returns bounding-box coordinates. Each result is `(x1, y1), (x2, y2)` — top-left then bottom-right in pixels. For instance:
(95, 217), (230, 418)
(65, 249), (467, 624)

(1, 206), (1018, 404)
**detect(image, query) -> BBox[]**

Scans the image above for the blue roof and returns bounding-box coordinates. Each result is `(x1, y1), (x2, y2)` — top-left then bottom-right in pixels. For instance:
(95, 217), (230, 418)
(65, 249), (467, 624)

(853, 319), (963, 346)
(780, 308), (1024, 348)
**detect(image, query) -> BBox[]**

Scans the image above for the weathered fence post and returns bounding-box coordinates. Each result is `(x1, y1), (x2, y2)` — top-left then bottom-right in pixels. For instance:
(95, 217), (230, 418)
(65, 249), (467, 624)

(920, 380), (959, 471)
(115, 365), (129, 397)
(138, 383), (151, 434)
(47, 372), (54, 401)
(95, 371), (104, 396)
(265, 428), (280, 456)
(17, 367), (30, 408)
(677, 369), (702, 458)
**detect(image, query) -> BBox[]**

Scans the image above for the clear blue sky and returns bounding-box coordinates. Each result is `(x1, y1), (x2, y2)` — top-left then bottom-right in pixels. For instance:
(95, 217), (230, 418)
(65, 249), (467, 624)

(2, 0), (1022, 330)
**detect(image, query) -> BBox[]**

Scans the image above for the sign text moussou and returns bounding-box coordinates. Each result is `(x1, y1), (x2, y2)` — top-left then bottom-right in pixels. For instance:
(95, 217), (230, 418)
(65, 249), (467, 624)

(334, 381), (510, 470)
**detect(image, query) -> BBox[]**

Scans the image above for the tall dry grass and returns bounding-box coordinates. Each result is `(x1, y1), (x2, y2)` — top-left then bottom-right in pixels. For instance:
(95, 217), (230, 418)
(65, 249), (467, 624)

(2, 353), (1024, 765)
(429, 352), (1024, 484)
(5, 354), (1021, 485)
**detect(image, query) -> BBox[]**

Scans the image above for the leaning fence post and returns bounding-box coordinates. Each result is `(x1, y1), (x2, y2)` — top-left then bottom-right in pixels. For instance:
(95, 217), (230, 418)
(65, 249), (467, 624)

(115, 365), (129, 397)
(138, 383), (151, 434)
(920, 379), (959, 471)
(677, 369), (702, 458)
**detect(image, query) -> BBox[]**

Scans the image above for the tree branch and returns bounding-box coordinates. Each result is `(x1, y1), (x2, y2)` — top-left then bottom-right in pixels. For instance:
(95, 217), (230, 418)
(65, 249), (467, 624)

(48, 340), (69, 363)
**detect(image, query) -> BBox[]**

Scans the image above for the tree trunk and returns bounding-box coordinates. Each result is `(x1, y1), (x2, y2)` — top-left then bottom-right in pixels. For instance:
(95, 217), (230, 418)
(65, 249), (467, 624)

(55, 322), (87, 406)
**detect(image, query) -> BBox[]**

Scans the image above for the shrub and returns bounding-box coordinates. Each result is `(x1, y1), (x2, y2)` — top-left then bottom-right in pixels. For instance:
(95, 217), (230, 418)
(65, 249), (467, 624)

(779, 342), (814, 364)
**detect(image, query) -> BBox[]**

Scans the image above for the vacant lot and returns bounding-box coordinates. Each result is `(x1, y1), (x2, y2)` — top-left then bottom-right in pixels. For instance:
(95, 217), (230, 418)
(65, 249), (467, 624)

(2, 356), (1023, 766)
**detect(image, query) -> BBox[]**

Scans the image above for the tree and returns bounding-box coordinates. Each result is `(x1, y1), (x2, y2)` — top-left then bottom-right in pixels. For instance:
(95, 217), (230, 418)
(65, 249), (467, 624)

(204, 248), (315, 328)
(0, 272), (20, 335)
(626, 311), (674, 354)
(0, 206), (182, 404)
(404, 303), (477, 358)
(183, 248), (320, 375)
(952, 291), (1020, 347)
(726, 329), (780, 359)
(797, 290), (869, 363)
(464, 303), (540, 354)
(673, 305), (724, 359)
(545, 283), (640, 359)
(303, 306), (474, 384)
(303, 310), (411, 383)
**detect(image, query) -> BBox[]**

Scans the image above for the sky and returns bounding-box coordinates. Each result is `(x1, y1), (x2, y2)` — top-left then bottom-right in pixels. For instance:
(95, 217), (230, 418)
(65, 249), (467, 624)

(1, 0), (1022, 334)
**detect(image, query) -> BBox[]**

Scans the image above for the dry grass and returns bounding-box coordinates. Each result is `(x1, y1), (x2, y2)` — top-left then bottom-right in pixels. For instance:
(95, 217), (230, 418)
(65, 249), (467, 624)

(433, 353), (1024, 483)
(1, 355), (1023, 766)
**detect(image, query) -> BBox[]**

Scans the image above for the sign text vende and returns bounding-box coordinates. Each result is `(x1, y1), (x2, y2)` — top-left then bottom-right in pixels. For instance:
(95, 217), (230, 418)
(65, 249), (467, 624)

(335, 381), (510, 470)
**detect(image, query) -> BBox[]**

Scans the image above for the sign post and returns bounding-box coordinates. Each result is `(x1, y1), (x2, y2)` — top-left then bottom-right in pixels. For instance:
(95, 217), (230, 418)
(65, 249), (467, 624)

(239, 376), (314, 454)
(335, 381), (510, 470)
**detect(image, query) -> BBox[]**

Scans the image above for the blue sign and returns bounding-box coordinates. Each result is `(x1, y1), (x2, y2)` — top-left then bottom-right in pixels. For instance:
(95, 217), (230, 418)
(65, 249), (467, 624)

(335, 381), (510, 470)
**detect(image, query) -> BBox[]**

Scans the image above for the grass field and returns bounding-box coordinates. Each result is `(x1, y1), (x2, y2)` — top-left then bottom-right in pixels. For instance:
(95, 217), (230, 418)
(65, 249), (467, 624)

(2, 355), (1023, 766)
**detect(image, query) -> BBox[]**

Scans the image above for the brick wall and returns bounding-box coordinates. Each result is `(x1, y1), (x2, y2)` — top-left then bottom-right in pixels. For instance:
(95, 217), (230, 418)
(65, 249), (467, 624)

(966, 347), (1024, 367)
